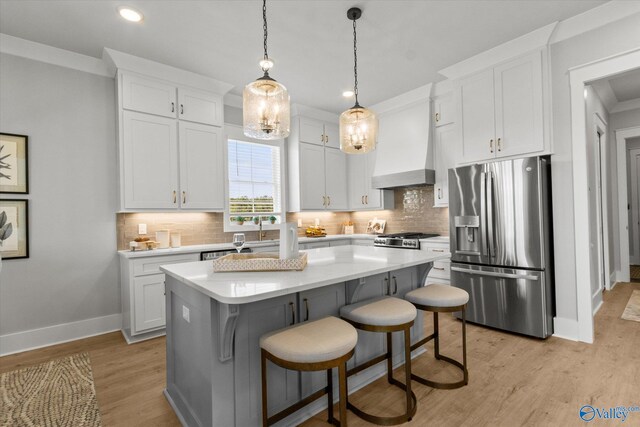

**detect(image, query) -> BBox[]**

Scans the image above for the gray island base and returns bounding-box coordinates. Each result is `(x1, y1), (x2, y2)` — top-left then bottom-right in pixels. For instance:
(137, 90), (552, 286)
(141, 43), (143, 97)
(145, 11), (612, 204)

(160, 246), (447, 427)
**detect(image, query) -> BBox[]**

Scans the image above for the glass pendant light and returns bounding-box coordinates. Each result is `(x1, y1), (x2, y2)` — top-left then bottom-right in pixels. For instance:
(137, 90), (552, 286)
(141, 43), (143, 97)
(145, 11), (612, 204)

(339, 7), (377, 154)
(243, 0), (290, 140)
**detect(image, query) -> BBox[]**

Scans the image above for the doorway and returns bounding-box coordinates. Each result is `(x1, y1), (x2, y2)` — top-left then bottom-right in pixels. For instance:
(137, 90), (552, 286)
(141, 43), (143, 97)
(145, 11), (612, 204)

(629, 145), (640, 279)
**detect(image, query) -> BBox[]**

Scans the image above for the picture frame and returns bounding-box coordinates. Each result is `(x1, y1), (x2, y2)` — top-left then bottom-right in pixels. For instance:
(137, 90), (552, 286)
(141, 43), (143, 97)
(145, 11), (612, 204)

(366, 218), (386, 234)
(0, 199), (29, 259)
(0, 133), (29, 194)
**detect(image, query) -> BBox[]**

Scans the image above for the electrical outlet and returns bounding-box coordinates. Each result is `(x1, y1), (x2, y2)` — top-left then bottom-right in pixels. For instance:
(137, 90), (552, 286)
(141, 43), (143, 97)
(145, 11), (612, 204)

(297, 219), (302, 228)
(182, 305), (190, 323)
(138, 223), (147, 235)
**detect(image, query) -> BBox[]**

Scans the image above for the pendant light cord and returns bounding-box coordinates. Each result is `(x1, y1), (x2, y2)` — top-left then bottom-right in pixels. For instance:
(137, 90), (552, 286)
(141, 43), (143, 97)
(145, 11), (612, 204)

(263, 0), (269, 62)
(352, 16), (359, 107)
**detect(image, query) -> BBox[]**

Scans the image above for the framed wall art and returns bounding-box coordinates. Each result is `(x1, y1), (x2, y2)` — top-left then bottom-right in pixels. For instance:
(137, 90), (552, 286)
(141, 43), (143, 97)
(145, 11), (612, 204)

(0, 133), (29, 194)
(0, 199), (29, 259)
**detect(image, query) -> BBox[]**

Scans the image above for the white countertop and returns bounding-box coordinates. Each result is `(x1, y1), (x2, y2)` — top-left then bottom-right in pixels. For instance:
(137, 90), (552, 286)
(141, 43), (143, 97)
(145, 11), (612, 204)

(160, 245), (448, 304)
(118, 233), (449, 259)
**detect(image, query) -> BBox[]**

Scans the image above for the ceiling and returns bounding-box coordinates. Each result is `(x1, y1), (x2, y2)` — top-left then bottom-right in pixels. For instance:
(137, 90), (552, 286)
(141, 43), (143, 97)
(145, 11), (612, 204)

(0, 0), (607, 113)
(608, 68), (640, 102)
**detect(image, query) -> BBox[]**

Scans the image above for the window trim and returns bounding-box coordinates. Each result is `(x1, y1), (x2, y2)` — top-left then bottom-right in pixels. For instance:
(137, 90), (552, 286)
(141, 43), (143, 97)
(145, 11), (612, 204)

(223, 124), (286, 233)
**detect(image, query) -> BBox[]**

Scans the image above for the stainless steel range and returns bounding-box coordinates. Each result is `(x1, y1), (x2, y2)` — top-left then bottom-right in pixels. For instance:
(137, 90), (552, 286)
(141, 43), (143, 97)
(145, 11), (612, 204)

(373, 232), (440, 249)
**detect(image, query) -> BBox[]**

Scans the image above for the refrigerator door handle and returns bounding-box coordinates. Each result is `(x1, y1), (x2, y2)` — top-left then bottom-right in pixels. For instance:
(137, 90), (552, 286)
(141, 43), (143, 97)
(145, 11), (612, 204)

(487, 171), (495, 257)
(451, 266), (539, 281)
(480, 171), (488, 256)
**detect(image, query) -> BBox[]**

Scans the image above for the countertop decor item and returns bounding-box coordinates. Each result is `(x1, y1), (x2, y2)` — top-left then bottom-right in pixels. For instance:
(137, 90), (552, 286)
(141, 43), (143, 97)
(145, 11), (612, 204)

(305, 225), (327, 238)
(213, 252), (308, 272)
(366, 218), (386, 234)
(235, 216), (245, 225)
(339, 7), (378, 154)
(269, 215), (277, 224)
(0, 133), (28, 194)
(279, 222), (299, 259)
(170, 233), (181, 248)
(0, 199), (28, 259)
(242, 0), (290, 140)
(343, 221), (354, 235)
(155, 229), (170, 249)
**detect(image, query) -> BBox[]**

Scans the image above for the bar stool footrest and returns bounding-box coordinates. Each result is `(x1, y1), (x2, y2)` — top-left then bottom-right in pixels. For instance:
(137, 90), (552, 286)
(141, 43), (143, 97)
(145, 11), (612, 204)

(411, 353), (468, 390)
(347, 378), (417, 426)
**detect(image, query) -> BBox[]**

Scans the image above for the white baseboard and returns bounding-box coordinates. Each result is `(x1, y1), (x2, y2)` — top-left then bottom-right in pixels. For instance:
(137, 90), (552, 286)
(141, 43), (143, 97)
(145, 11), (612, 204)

(0, 313), (122, 356)
(592, 298), (603, 315)
(552, 317), (579, 341)
(609, 272), (617, 289)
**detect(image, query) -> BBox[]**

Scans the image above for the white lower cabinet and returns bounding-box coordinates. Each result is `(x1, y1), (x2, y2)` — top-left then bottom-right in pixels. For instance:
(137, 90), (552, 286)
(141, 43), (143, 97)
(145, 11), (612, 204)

(421, 241), (452, 284)
(120, 253), (199, 341)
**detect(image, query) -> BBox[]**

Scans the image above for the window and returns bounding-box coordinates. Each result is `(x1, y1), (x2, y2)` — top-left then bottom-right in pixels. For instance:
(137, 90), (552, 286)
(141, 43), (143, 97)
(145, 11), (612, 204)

(225, 126), (284, 230)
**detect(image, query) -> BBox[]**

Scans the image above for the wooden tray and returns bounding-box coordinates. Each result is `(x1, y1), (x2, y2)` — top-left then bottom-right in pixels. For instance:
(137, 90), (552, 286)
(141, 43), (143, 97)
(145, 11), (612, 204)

(212, 252), (308, 272)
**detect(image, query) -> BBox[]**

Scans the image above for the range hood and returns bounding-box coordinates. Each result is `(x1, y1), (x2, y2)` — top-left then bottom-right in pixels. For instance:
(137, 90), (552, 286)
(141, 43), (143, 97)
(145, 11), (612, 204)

(371, 84), (436, 189)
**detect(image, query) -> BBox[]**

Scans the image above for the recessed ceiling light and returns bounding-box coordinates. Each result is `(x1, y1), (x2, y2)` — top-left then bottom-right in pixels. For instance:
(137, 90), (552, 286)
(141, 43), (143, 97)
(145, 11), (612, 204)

(118, 6), (143, 23)
(342, 90), (354, 98)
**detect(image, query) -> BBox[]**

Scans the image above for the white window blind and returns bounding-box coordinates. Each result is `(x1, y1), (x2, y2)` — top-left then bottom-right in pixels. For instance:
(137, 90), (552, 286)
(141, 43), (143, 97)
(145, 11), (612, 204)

(227, 139), (282, 215)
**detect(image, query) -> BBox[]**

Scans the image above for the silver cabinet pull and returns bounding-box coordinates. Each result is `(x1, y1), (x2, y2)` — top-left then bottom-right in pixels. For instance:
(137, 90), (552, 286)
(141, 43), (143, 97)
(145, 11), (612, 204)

(182, 191), (186, 204)
(173, 190), (177, 204)
(384, 276), (390, 295)
(361, 195), (365, 205)
(435, 112), (440, 122)
(365, 195), (368, 204)
(327, 196), (331, 206)
(392, 275), (398, 295)
(489, 139), (494, 153)
(497, 137), (502, 152)
(432, 249), (445, 252)
(180, 104), (184, 114)
(325, 134), (329, 144)
(171, 102), (175, 113)
(437, 188), (442, 199)
(289, 302), (296, 325)
(322, 196), (326, 206)
(433, 267), (446, 271)
(303, 298), (309, 322)
(451, 266), (539, 281)
(321, 134), (325, 143)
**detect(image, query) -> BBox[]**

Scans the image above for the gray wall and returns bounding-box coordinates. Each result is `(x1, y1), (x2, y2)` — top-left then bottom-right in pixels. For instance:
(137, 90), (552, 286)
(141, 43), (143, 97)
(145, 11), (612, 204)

(0, 54), (119, 336)
(608, 108), (640, 273)
(548, 12), (640, 323)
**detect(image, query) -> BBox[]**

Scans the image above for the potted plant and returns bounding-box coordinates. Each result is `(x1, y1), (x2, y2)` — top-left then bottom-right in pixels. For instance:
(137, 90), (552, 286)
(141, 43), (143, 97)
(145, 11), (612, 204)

(269, 216), (277, 224)
(235, 216), (245, 225)
(253, 216), (260, 225)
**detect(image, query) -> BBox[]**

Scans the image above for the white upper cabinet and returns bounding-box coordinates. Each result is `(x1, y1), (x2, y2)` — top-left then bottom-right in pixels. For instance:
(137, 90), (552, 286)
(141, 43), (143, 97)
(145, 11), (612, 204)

(433, 92), (454, 127)
(348, 151), (394, 210)
(122, 74), (177, 119)
(178, 122), (225, 210)
(178, 88), (223, 127)
(323, 123), (340, 149)
(122, 111), (179, 209)
(456, 50), (547, 164)
(324, 147), (348, 210)
(433, 122), (457, 207)
(288, 115), (349, 212)
(116, 66), (230, 211)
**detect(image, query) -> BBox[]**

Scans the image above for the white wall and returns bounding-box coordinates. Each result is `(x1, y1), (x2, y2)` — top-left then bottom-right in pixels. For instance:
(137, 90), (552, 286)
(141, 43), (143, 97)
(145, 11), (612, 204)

(549, 12), (640, 332)
(0, 54), (119, 342)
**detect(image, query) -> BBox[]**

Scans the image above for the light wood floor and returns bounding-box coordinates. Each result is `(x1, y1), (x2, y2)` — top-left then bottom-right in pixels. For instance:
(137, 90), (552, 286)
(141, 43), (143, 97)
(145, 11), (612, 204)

(1, 282), (638, 427)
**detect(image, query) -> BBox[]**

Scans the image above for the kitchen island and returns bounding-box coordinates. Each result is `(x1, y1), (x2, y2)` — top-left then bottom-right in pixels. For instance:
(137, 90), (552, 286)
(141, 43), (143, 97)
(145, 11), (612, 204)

(160, 245), (448, 427)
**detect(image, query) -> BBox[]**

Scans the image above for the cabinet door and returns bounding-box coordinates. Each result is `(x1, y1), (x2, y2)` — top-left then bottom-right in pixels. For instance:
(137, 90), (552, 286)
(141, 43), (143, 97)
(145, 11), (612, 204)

(434, 123), (457, 207)
(299, 117), (325, 146)
(302, 241), (331, 249)
(364, 151), (384, 209)
(178, 122), (225, 210)
(434, 93), (454, 127)
(323, 123), (340, 149)
(348, 153), (367, 209)
(177, 88), (223, 127)
(133, 273), (166, 334)
(458, 69), (496, 163)
(121, 74), (176, 118)
(493, 51), (544, 158)
(324, 148), (348, 210)
(122, 111), (179, 209)
(234, 294), (299, 427)
(299, 143), (327, 210)
(299, 283), (347, 397)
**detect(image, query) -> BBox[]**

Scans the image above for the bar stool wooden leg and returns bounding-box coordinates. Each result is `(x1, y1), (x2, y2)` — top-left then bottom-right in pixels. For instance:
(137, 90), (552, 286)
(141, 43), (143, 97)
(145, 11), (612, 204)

(339, 362), (348, 426)
(261, 349), (268, 427)
(327, 369), (334, 424)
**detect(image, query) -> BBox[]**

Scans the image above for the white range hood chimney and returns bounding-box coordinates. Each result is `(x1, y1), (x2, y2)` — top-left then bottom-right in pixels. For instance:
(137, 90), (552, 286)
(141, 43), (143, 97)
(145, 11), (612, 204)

(370, 84), (435, 189)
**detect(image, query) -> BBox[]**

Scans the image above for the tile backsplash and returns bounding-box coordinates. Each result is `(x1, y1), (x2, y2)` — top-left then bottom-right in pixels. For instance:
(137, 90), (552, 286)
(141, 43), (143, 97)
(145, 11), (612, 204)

(116, 186), (448, 250)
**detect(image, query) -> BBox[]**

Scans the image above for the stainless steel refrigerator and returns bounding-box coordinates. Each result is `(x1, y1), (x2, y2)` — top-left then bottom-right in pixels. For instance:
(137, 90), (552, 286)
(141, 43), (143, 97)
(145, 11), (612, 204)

(448, 156), (554, 338)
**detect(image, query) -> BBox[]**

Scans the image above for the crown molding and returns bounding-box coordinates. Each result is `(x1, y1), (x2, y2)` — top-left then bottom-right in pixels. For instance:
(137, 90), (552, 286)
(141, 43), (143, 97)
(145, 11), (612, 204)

(0, 33), (110, 77)
(371, 83), (433, 116)
(611, 97), (640, 114)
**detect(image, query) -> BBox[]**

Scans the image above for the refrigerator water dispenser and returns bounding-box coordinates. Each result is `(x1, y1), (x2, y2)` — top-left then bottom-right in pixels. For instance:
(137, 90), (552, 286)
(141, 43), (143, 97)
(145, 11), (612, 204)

(454, 216), (480, 255)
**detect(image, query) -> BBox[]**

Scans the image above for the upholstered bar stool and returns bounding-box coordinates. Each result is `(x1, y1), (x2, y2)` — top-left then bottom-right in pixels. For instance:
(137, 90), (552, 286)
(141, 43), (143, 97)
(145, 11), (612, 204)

(405, 283), (469, 389)
(260, 316), (357, 427)
(339, 296), (418, 425)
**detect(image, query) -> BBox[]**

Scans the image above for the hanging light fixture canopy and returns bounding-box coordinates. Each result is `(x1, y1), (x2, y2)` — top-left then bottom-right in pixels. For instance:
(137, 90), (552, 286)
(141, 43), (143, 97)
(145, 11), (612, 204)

(243, 0), (290, 140)
(339, 7), (378, 154)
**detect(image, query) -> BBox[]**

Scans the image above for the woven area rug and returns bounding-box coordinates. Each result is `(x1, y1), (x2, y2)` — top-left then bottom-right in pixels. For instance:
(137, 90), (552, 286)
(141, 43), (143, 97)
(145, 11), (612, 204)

(622, 290), (640, 322)
(631, 265), (640, 281)
(0, 352), (102, 427)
